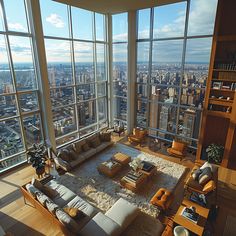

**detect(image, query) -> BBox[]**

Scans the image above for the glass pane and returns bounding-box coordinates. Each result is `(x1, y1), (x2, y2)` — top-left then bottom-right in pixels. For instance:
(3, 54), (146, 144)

(188, 0), (218, 36)
(97, 82), (106, 97)
(178, 107), (202, 141)
(56, 133), (79, 146)
(185, 38), (212, 89)
(53, 106), (77, 138)
(77, 84), (95, 101)
(0, 153), (26, 172)
(72, 8), (93, 40)
(149, 103), (177, 133)
(78, 101), (96, 128)
(23, 114), (43, 147)
(0, 4), (4, 31)
(137, 8), (151, 39)
(80, 125), (96, 138)
(0, 35), (14, 94)
(45, 39), (73, 86)
(19, 92), (39, 113)
(0, 95), (17, 118)
(113, 81), (127, 97)
(149, 85), (179, 104)
(137, 100), (147, 127)
(74, 42), (94, 83)
(50, 87), (74, 107)
(95, 13), (105, 41)
(4, 0), (28, 33)
(114, 97), (127, 121)
(9, 36), (36, 91)
(181, 87), (205, 108)
(112, 13), (128, 42)
(113, 43), (127, 82)
(137, 42), (150, 83)
(96, 43), (106, 81)
(40, 0), (69, 38)
(0, 119), (24, 159)
(153, 2), (186, 38)
(152, 40), (183, 86)
(137, 83), (148, 99)
(98, 97), (107, 121)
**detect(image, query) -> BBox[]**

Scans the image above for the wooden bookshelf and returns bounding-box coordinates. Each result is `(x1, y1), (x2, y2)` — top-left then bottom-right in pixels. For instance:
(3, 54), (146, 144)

(196, 0), (236, 169)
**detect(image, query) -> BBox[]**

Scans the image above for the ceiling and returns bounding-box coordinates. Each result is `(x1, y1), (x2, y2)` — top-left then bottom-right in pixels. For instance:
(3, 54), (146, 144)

(56, 0), (183, 14)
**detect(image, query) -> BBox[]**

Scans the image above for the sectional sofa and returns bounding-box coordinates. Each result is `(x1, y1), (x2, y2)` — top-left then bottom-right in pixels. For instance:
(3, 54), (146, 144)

(21, 179), (139, 236)
(54, 131), (113, 172)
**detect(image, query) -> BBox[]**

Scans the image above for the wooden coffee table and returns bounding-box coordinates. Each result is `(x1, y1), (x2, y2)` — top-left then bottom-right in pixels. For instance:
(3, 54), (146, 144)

(173, 199), (210, 236)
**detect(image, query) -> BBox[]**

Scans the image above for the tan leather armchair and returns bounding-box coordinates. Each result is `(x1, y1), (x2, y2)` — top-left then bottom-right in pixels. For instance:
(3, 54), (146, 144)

(167, 140), (186, 160)
(128, 127), (147, 146)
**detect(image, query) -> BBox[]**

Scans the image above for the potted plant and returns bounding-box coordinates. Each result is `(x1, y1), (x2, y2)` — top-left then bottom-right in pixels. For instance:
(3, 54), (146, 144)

(206, 143), (224, 164)
(27, 143), (48, 177)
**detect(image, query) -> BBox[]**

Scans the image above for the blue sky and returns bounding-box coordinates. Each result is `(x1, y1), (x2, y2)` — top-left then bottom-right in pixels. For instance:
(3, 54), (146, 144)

(0, 0), (218, 63)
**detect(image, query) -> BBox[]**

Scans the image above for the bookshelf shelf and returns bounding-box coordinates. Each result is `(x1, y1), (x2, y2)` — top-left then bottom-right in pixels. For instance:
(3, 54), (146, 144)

(196, 0), (236, 169)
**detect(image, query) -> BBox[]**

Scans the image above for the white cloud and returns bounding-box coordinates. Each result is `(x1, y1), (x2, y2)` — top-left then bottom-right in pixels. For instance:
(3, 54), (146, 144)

(46, 14), (65, 28)
(8, 23), (26, 31)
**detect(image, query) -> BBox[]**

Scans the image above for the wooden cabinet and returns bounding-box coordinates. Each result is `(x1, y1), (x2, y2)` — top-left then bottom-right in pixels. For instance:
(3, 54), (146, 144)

(196, 0), (236, 169)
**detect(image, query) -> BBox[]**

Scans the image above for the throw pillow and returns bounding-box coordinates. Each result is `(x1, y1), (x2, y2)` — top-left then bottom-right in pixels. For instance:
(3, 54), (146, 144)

(58, 149), (70, 162)
(202, 180), (216, 193)
(63, 207), (86, 220)
(82, 143), (90, 152)
(73, 142), (82, 154)
(25, 184), (40, 198)
(54, 157), (71, 171)
(36, 192), (50, 206)
(99, 132), (111, 142)
(89, 136), (101, 148)
(45, 198), (59, 215)
(31, 178), (43, 191)
(55, 208), (80, 233)
(198, 167), (212, 185)
(200, 161), (218, 173)
(191, 168), (202, 180)
(69, 149), (77, 160)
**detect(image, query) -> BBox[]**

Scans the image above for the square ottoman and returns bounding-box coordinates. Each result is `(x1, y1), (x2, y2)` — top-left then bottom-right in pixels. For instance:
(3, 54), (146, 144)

(112, 152), (131, 166)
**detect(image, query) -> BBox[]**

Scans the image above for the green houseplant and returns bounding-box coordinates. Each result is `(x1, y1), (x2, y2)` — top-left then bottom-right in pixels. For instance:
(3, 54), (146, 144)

(27, 143), (48, 177)
(206, 143), (224, 164)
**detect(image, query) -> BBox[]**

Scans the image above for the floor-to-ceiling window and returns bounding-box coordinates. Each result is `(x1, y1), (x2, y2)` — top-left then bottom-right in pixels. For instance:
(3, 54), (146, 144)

(112, 13), (128, 127)
(0, 0), (43, 172)
(136, 0), (218, 148)
(40, 0), (108, 146)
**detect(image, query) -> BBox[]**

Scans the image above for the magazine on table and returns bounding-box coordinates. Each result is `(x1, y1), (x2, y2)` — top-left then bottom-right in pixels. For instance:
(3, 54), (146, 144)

(181, 207), (199, 224)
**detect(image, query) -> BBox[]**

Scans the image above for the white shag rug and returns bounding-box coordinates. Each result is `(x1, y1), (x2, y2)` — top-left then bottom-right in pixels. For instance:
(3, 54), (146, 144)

(57, 143), (186, 219)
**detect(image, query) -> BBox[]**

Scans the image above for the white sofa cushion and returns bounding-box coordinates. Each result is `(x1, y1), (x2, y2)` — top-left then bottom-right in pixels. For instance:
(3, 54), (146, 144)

(46, 180), (77, 207)
(36, 192), (51, 207)
(66, 196), (98, 218)
(105, 198), (139, 230)
(45, 198), (59, 215)
(80, 212), (121, 236)
(25, 183), (41, 198)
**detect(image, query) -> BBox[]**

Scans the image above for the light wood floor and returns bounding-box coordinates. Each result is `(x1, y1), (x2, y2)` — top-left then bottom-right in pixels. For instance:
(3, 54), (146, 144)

(0, 134), (236, 236)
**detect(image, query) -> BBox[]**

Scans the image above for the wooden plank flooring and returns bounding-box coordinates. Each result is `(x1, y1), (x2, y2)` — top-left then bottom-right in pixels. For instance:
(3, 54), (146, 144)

(0, 135), (235, 235)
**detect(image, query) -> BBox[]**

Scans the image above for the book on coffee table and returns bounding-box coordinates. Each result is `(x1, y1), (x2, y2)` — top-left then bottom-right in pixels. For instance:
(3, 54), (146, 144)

(141, 161), (155, 172)
(181, 207), (199, 224)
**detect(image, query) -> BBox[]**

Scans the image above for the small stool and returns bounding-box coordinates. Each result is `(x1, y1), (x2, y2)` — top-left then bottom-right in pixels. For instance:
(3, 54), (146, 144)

(150, 188), (172, 211)
(112, 152), (131, 166)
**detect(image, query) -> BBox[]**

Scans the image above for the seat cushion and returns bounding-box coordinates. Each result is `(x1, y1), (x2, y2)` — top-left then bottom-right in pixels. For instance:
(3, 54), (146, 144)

(105, 198), (139, 230)
(96, 142), (111, 153)
(172, 140), (185, 151)
(66, 196), (98, 218)
(167, 148), (183, 157)
(80, 212), (121, 236)
(69, 154), (86, 168)
(83, 148), (96, 159)
(46, 181), (77, 207)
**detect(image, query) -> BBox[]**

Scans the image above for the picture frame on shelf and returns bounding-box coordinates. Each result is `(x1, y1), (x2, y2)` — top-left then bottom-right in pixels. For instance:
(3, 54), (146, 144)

(212, 82), (222, 89)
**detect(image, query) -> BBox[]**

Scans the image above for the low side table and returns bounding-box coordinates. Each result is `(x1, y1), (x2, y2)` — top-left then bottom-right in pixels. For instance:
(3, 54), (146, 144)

(97, 160), (122, 178)
(112, 152), (131, 166)
(173, 199), (210, 236)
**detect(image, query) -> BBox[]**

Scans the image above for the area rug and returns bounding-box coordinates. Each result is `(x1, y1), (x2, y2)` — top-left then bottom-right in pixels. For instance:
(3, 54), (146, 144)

(57, 143), (187, 218)
(223, 215), (236, 236)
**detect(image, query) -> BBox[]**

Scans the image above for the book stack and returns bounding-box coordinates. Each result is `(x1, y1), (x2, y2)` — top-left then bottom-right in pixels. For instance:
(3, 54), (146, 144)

(181, 207), (199, 224)
(122, 171), (143, 186)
